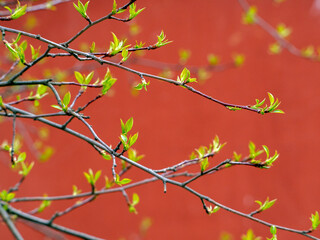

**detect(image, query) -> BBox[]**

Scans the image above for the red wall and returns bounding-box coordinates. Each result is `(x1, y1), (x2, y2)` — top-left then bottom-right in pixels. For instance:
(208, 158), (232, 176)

(1, 0), (320, 239)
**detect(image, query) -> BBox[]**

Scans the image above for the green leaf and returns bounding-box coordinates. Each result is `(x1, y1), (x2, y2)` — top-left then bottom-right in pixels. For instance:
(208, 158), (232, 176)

(242, 6), (257, 25)
(207, 205), (220, 215)
(128, 3), (145, 20)
(267, 92), (275, 106)
(83, 168), (101, 186)
(19, 161), (34, 176)
(207, 54), (219, 66)
(38, 196), (51, 213)
(0, 190), (15, 202)
(233, 54), (245, 67)
(4, 6), (12, 14)
(62, 91), (71, 109)
(74, 71), (84, 84)
(11, 2), (27, 19)
(155, 30), (172, 47)
(16, 152), (26, 164)
(269, 42), (282, 55)
(127, 149), (144, 162)
(310, 211), (320, 230)
(73, 0), (89, 18)
(132, 193), (139, 205)
(72, 185), (82, 195)
(51, 105), (62, 111)
(122, 117), (133, 134)
(270, 225), (277, 235)
(101, 69), (117, 95)
(276, 23), (291, 38)
(112, 0), (117, 14)
(85, 71), (94, 84)
(200, 158), (209, 172)
(128, 133), (138, 148)
(255, 197), (277, 211)
(90, 41), (95, 53)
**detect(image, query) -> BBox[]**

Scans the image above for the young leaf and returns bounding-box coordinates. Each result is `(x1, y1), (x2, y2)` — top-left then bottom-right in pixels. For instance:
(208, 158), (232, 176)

(128, 3), (145, 20)
(62, 91), (71, 109)
(255, 197), (277, 212)
(11, 1), (27, 20)
(310, 211), (320, 230)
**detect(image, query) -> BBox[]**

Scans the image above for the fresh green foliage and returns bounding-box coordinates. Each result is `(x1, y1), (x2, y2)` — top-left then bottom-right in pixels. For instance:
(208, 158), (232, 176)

(233, 54), (245, 67)
(108, 32), (130, 56)
(134, 41), (145, 48)
(15, 152), (26, 164)
(112, 0), (126, 14)
(73, 0), (89, 19)
(269, 42), (282, 55)
(101, 69), (117, 95)
(0, 95), (4, 109)
(177, 67), (197, 84)
(114, 174), (132, 186)
(0, 190), (15, 202)
(4, 34), (27, 64)
(5, 1), (27, 20)
(72, 185), (82, 196)
(255, 197), (277, 212)
(155, 31), (172, 47)
(120, 117), (134, 134)
(83, 169), (101, 186)
(101, 150), (111, 160)
(127, 148), (144, 162)
(134, 78), (150, 91)
(128, 3), (145, 20)
(74, 71), (94, 91)
(121, 48), (131, 63)
(250, 92), (284, 114)
(267, 226), (277, 240)
(30, 45), (41, 60)
(51, 91), (71, 112)
(120, 132), (139, 151)
(310, 211), (320, 230)
(241, 229), (261, 240)
(179, 49), (191, 64)
(15, 152), (34, 176)
(263, 145), (279, 167)
(190, 136), (226, 172)
(276, 23), (291, 38)
(242, 6), (257, 24)
(105, 176), (114, 189)
(301, 45), (315, 58)
(37, 195), (51, 213)
(207, 54), (219, 66)
(119, 118), (138, 150)
(233, 151), (242, 161)
(89, 42), (95, 53)
(128, 193), (139, 214)
(207, 205), (220, 215)
(248, 141), (263, 161)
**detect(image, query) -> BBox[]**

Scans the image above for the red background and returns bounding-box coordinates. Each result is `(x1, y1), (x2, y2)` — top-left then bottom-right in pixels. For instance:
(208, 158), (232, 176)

(1, 0), (320, 239)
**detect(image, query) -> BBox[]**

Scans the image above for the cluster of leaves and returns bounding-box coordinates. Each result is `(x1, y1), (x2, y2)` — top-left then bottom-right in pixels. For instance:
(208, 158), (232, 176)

(51, 91), (71, 112)
(119, 117), (139, 151)
(250, 92), (284, 114)
(155, 30), (172, 48)
(247, 142), (279, 168)
(190, 136), (226, 172)
(108, 33), (130, 56)
(4, 0), (27, 20)
(73, 0), (89, 19)
(3, 33), (27, 64)
(177, 67), (197, 84)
